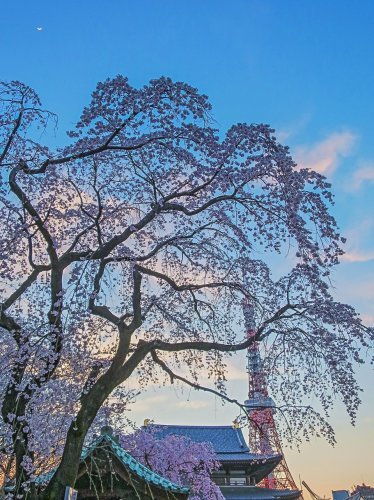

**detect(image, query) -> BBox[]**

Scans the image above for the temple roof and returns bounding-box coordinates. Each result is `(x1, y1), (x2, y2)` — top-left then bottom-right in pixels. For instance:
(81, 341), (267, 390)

(220, 486), (301, 499)
(348, 487), (374, 500)
(151, 424), (251, 454)
(36, 429), (189, 496)
(149, 424), (283, 482)
(84, 432), (189, 495)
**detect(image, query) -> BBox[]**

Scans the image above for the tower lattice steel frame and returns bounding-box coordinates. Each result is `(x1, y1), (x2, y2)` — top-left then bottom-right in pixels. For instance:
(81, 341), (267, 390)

(243, 300), (298, 490)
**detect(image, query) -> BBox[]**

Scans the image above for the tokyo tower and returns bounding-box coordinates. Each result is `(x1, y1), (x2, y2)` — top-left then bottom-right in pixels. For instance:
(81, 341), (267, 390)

(243, 299), (299, 490)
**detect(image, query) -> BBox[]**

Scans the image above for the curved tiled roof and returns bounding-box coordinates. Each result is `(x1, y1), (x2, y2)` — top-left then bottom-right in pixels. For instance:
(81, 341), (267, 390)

(36, 430), (189, 495)
(215, 452), (281, 463)
(100, 433), (189, 494)
(151, 424), (250, 453)
(149, 423), (282, 484)
(150, 424), (280, 461)
(220, 485), (301, 499)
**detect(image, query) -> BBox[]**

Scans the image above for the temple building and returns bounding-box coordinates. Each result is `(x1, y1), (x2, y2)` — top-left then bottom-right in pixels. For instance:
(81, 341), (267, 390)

(333, 486), (374, 500)
(149, 423), (301, 500)
(348, 486), (374, 500)
(33, 424), (301, 499)
(36, 427), (189, 500)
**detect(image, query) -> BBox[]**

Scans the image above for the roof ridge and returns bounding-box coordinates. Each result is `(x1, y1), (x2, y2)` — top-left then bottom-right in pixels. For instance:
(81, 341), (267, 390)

(36, 432), (189, 495)
(102, 434), (189, 494)
(234, 427), (246, 448)
(152, 424), (237, 428)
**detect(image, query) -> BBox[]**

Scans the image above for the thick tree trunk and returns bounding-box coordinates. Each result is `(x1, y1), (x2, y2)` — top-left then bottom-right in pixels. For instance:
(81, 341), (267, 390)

(40, 376), (115, 500)
(1, 385), (35, 498)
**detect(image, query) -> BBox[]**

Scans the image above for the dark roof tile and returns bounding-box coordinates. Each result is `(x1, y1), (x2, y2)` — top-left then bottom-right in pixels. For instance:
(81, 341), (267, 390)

(151, 424), (250, 453)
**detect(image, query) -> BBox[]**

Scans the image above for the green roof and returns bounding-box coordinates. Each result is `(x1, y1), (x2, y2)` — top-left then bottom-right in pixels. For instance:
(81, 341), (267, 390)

(37, 430), (189, 496)
(87, 432), (189, 494)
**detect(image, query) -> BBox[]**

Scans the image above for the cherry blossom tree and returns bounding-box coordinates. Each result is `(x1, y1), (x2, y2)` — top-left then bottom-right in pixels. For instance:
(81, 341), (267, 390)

(0, 77), (372, 499)
(121, 427), (224, 500)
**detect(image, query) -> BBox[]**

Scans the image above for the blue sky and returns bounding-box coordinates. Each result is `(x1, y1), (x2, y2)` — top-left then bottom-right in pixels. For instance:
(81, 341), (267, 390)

(2, 0), (373, 494)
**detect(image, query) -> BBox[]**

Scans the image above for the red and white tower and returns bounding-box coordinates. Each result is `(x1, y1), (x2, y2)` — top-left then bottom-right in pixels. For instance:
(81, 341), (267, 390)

(243, 300), (298, 490)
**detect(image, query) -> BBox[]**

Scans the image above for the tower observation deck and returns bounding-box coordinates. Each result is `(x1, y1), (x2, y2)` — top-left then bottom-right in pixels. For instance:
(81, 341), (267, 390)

(243, 300), (299, 491)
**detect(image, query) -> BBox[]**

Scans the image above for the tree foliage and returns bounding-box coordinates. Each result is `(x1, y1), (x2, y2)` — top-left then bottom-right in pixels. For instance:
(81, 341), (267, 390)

(0, 77), (372, 498)
(121, 427), (224, 500)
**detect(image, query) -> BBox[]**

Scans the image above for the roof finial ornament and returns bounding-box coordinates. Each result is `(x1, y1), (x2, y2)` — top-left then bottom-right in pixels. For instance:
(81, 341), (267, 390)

(232, 419), (240, 429)
(100, 425), (113, 436)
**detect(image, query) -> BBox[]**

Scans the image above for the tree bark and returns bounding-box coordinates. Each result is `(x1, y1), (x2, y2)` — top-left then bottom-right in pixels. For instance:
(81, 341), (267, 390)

(40, 380), (109, 499)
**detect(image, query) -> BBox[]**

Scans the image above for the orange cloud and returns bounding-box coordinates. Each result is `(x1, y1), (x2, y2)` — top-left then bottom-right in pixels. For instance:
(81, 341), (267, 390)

(340, 251), (374, 263)
(294, 131), (356, 175)
(340, 217), (374, 263)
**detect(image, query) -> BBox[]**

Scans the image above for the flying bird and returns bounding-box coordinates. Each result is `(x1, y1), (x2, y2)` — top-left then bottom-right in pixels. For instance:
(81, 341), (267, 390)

(36, 27), (43, 31)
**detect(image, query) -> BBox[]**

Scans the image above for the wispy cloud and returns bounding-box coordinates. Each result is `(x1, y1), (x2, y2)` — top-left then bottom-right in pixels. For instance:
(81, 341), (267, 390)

(349, 164), (374, 191)
(340, 217), (374, 263)
(294, 131), (356, 176)
(360, 314), (374, 326)
(275, 113), (312, 143)
(341, 250), (374, 263)
(123, 394), (171, 413)
(176, 400), (210, 409)
(225, 358), (248, 381)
